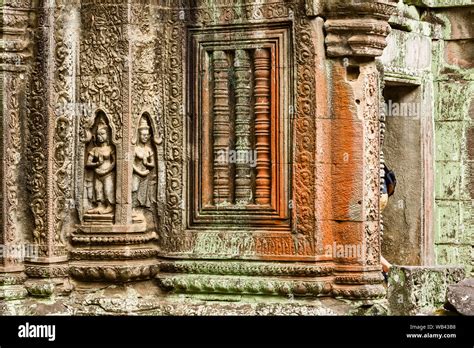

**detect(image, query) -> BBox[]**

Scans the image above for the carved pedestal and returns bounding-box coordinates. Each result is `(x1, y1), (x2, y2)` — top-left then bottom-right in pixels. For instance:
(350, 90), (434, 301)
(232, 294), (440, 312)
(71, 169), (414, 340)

(70, 224), (158, 283)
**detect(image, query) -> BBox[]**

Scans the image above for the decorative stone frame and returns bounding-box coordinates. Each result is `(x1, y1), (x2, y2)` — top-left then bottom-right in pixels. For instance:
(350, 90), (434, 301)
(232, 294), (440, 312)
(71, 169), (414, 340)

(188, 24), (292, 229)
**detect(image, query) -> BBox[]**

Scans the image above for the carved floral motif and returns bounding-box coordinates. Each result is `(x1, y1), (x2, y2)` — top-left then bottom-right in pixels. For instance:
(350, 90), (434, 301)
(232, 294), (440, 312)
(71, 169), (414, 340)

(79, 1), (126, 142)
(28, 24), (48, 250)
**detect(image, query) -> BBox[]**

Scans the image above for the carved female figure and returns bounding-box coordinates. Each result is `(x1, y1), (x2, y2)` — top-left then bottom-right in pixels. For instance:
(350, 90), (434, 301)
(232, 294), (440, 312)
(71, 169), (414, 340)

(86, 120), (116, 215)
(132, 117), (155, 217)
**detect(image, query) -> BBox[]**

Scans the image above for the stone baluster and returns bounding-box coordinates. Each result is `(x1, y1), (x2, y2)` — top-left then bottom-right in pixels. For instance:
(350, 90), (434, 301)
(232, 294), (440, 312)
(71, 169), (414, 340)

(234, 49), (253, 205)
(253, 48), (272, 206)
(212, 50), (232, 204)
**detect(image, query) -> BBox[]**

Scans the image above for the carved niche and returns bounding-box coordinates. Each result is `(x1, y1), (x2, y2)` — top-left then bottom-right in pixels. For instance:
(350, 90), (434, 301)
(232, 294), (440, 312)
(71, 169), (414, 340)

(70, 110), (159, 282)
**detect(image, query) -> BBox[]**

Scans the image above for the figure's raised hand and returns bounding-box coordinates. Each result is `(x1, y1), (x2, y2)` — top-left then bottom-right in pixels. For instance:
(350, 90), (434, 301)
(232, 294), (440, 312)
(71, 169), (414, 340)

(146, 155), (155, 167)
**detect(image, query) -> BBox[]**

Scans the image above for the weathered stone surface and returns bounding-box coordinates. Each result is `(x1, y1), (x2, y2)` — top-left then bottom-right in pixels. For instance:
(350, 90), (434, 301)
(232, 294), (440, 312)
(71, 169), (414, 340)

(1, 280), (389, 316)
(0, 285), (28, 301)
(446, 278), (474, 315)
(322, 1), (397, 57)
(387, 266), (465, 315)
(24, 278), (73, 298)
(380, 26), (432, 71)
(379, 0), (474, 275)
(0, 0), (390, 304)
(405, 0), (473, 8)
(433, 4), (474, 277)
(382, 86), (423, 266)
(436, 7), (474, 39)
(0, 0), (472, 316)
(445, 40), (474, 69)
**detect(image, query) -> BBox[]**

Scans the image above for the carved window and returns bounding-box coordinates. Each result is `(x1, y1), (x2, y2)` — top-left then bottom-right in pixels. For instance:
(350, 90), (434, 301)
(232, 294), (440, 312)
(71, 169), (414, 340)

(188, 25), (292, 229)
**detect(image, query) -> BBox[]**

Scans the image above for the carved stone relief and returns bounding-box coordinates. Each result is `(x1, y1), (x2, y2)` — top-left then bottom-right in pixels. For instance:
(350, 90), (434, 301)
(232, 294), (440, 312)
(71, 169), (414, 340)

(1, 0), (395, 299)
(158, 1), (318, 260)
(83, 112), (116, 220)
(132, 114), (157, 221)
(68, 0), (159, 282)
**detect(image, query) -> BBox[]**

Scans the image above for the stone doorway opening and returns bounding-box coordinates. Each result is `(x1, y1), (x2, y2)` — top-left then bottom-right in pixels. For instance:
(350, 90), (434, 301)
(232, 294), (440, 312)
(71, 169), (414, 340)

(382, 83), (434, 266)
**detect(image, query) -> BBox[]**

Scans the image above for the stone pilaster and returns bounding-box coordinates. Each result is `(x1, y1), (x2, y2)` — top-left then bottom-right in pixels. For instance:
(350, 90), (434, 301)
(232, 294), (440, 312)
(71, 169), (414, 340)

(23, 0), (73, 297)
(0, 0), (33, 300)
(322, 0), (397, 299)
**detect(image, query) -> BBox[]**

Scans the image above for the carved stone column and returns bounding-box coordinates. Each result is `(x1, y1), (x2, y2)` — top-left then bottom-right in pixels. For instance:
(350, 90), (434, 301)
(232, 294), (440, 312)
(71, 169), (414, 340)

(23, 0), (76, 297)
(321, 0), (397, 298)
(0, 0), (32, 300)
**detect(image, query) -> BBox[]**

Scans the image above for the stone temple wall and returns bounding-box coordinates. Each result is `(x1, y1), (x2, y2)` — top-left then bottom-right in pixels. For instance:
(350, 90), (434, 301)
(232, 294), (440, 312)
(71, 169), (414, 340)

(379, 0), (473, 277)
(431, 4), (474, 278)
(0, 0), (471, 315)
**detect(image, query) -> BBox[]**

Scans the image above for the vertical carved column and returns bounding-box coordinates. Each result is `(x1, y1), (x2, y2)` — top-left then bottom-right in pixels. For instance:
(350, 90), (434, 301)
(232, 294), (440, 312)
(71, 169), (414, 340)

(0, 74), (23, 274)
(22, 1), (75, 295)
(322, 0), (396, 299)
(49, 2), (76, 261)
(234, 49), (253, 204)
(0, 0), (32, 299)
(212, 50), (231, 204)
(253, 48), (272, 205)
(119, 1), (133, 228)
(161, 5), (186, 253)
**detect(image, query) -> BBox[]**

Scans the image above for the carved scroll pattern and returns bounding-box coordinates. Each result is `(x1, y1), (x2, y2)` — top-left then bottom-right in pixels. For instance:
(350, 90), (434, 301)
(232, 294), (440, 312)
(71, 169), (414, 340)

(52, 4), (75, 257)
(27, 13), (49, 252)
(130, 3), (163, 143)
(0, 1), (32, 268)
(2, 74), (22, 266)
(162, 9), (186, 251)
(293, 8), (316, 250)
(79, 1), (126, 142)
(188, 0), (290, 24)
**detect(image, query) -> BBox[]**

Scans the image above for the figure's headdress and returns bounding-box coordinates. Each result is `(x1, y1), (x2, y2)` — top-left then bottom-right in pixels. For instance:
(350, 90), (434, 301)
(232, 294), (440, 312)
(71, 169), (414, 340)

(97, 118), (108, 132)
(138, 117), (150, 131)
